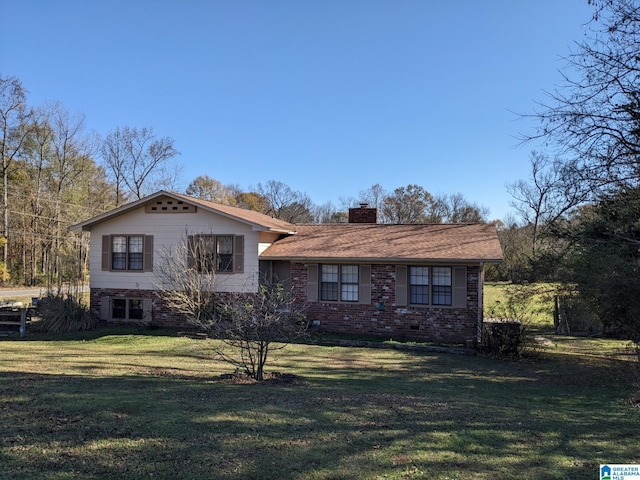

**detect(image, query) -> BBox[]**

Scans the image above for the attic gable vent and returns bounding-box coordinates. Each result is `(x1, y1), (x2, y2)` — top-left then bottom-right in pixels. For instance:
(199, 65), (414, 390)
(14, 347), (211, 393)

(145, 197), (196, 214)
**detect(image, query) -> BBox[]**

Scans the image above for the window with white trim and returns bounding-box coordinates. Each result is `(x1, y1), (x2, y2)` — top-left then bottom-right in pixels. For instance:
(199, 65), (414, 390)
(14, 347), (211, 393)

(340, 265), (359, 302)
(408, 266), (452, 306)
(432, 267), (452, 305)
(321, 264), (359, 302)
(192, 235), (236, 273)
(409, 266), (429, 304)
(112, 235), (144, 271)
(102, 235), (153, 272)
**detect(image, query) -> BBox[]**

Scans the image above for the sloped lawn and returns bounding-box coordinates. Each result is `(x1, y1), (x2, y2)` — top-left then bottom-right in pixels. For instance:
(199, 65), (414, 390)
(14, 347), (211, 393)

(0, 328), (638, 480)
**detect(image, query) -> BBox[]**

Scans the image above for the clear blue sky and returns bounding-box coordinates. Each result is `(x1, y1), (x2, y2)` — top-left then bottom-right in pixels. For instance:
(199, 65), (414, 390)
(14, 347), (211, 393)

(1, 0), (594, 221)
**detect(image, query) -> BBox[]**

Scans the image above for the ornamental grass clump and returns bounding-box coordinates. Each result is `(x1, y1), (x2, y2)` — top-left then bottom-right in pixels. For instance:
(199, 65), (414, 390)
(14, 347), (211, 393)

(34, 293), (96, 333)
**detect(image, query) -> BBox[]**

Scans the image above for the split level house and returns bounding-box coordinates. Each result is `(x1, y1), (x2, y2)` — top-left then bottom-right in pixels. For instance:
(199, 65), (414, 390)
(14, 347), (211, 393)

(70, 190), (503, 345)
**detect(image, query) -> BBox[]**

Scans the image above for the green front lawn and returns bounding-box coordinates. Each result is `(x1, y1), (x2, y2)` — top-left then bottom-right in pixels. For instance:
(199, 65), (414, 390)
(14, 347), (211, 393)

(1, 328), (638, 480)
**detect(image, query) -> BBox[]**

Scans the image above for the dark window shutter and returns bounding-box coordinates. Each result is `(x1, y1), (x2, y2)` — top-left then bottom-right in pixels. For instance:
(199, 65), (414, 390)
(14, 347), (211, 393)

(187, 235), (196, 269)
(359, 265), (371, 304)
(144, 235), (154, 272)
(100, 296), (111, 320)
(395, 265), (407, 306)
(234, 235), (244, 273)
(307, 264), (318, 302)
(453, 266), (467, 308)
(142, 298), (153, 322)
(102, 236), (110, 271)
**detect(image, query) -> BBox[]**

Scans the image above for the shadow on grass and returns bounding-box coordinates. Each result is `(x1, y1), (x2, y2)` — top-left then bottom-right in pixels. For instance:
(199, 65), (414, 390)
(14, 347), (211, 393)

(6, 325), (180, 342)
(1, 345), (638, 480)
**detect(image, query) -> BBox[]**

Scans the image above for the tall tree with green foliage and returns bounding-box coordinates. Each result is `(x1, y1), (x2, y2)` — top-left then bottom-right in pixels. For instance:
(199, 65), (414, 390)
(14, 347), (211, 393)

(565, 188), (640, 340)
(381, 184), (434, 224)
(186, 175), (236, 205)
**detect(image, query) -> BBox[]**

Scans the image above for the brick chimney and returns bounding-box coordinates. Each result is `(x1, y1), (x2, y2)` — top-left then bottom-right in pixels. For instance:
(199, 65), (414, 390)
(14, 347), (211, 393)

(348, 203), (378, 223)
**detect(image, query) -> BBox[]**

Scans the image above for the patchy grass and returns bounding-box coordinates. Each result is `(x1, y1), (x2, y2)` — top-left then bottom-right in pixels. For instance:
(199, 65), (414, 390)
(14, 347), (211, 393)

(1, 328), (638, 480)
(484, 282), (560, 332)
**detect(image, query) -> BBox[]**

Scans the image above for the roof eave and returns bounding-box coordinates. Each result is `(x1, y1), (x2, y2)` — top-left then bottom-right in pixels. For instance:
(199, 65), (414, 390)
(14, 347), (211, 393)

(68, 190), (297, 234)
(258, 255), (503, 263)
(67, 192), (166, 232)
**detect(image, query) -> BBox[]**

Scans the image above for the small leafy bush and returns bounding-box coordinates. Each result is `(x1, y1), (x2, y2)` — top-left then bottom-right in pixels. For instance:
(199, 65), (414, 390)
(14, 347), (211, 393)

(482, 321), (524, 356)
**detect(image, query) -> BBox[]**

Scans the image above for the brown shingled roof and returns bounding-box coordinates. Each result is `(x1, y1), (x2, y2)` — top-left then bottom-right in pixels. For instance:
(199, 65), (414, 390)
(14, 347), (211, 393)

(260, 223), (503, 263)
(169, 191), (295, 233)
(70, 190), (296, 233)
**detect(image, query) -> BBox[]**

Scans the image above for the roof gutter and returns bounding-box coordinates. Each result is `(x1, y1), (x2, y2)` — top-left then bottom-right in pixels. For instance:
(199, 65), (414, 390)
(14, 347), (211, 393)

(258, 256), (503, 264)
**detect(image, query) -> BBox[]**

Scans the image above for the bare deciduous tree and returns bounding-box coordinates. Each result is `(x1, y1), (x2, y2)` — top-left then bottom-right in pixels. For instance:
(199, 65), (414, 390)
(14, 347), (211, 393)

(256, 180), (313, 223)
(101, 126), (179, 202)
(214, 282), (308, 381)
(432, 193), (490, 224)
(357, 183), (388, 211)
(520, 0), (640, 194)
(155, 236), (219, 326)
(46, 102), (97, 288)
(312, 200), (347, 223)
(507, 151), (589, 257)
(155, 235), (308, 381)
(100, 127), (129, 207)
(0, 74), (33, 279)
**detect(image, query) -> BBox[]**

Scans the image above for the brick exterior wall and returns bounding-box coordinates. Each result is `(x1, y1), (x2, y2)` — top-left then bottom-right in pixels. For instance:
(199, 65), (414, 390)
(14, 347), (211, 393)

(90, 288), (193, 329)
(92, 262), (482, 344)
(348, 206), (378, 223)
(292, 262), (480, 344)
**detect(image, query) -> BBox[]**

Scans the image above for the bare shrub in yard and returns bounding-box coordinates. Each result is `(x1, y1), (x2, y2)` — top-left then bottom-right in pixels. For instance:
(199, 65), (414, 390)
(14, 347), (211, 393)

(154, 235), (219, 328)
(155, 236), (308, 381)
(34, 293), (96, 333)
(213, 282), (308, 381)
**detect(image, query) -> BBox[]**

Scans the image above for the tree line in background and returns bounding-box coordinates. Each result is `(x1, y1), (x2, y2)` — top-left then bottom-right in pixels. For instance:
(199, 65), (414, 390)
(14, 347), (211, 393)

(490, 0), (640, 342)
(0, 73), (490, 289)
(1, 0), (638, 342)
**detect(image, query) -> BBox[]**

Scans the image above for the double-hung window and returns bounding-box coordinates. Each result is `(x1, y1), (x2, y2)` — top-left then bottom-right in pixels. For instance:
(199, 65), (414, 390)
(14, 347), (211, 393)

(409, 266), (429, 304)
(340, 265), (359, 302)
(321, 265), (359, 302)
(431, 267), (452, 305)
(111, 235), (144, 271)
(190, 235), (240, 274)
(408, 266), (452, 306)
(215, 236), (234, 273)
(321, 265), (339, 301)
